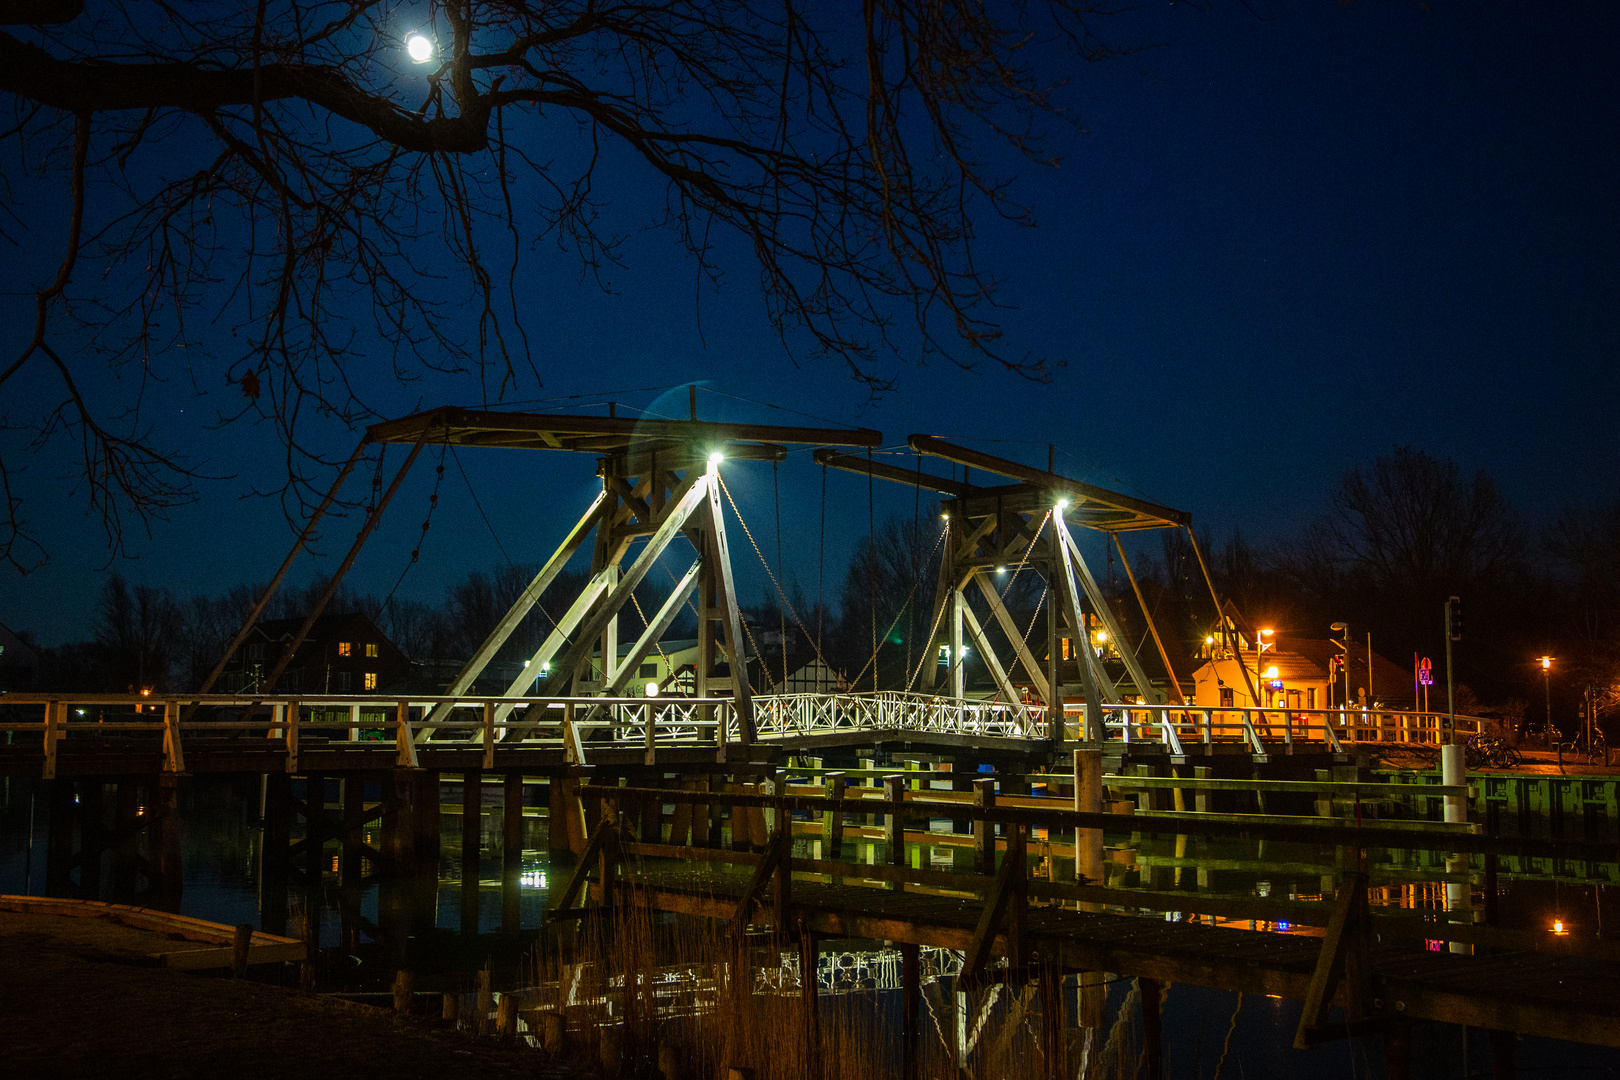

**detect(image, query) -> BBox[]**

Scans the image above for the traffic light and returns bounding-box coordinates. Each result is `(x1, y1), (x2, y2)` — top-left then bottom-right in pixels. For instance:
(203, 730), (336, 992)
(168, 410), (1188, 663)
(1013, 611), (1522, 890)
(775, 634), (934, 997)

(1446, 596), (1462, 642)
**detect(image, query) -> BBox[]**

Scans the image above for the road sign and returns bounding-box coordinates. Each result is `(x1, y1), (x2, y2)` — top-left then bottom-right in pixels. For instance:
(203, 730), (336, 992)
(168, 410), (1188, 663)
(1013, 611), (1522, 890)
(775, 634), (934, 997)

(1419, 657), (1433, 686)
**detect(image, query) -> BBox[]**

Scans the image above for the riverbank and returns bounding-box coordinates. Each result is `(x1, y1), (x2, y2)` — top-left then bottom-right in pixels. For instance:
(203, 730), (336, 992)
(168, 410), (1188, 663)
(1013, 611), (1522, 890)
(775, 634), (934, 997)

(0, 910), (565, 1079)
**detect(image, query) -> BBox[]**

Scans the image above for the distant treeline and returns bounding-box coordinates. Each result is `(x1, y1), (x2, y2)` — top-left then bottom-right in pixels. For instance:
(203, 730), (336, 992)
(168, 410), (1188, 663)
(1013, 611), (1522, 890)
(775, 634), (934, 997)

(10, 447), (1618, 736)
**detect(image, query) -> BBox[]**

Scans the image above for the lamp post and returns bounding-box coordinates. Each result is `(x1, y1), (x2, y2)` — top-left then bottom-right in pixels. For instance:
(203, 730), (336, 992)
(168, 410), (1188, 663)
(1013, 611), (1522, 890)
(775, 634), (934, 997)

(1540, 656), (1554, 738)
(1330, 622), (1350, 708)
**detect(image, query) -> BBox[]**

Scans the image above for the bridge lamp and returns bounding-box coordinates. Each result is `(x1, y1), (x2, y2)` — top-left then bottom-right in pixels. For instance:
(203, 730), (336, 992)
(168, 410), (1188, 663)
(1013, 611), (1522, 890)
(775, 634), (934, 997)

(996, 565), (1007, 574)
(1264, 665), (1279, 679)
(707, 450), (725, 470)
(645, 681), (659, 698)
(406, 33), (435, 63)
(1055, 498), (1069, 512)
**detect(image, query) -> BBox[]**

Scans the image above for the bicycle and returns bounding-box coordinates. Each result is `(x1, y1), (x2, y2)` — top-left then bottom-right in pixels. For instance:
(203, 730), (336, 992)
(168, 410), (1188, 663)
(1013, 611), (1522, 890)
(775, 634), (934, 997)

(1465, 733), (1521, 770)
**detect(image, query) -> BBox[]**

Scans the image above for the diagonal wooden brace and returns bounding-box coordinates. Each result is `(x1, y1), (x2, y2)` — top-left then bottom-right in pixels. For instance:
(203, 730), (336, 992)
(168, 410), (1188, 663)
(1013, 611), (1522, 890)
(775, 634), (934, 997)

(730, 824), (789, 932)
(962, 824), (1027, 984)
(1294, 870), (1372, 1048)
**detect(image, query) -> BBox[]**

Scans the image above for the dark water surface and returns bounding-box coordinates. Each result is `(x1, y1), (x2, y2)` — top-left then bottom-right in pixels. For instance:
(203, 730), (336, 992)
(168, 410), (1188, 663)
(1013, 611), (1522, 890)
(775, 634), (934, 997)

(2, 776), (1618, 1078)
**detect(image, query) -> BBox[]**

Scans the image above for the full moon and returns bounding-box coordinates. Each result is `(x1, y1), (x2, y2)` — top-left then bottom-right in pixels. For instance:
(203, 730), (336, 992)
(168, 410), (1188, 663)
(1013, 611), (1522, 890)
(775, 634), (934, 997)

(405, 34), (434, 63)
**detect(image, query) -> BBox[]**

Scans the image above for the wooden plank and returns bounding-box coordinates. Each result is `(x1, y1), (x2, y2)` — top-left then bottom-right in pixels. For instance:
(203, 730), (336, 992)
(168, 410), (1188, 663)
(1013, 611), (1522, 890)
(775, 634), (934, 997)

(1294, 872), (1367, 1047)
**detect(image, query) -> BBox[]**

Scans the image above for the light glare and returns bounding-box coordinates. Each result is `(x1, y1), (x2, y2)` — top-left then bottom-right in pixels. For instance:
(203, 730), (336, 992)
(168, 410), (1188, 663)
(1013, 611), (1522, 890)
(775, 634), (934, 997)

(406, 34), (434, 63)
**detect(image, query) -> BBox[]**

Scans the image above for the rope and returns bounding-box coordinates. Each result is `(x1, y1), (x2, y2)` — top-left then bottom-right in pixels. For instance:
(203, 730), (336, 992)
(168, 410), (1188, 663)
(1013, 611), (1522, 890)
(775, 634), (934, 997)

(848, 522), (950, 693)
(382, 442), (447, 615)
(716, 474), (832, 677)
(450, 444), (516, 570)
(817, 463), (827, 667)
(868, 448), (876, 693)
(773, 460), (788, 689)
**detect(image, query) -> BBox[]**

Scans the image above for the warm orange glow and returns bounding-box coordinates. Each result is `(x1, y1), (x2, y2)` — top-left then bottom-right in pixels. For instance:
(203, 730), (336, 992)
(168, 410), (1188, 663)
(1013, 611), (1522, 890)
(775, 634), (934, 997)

(1260, 628), (1274, 636)
(1264, 666), (1280, 679)
(1540, 656), (1552, 670)
(140, 687), (151, 697)
(1553, 919), (1566, 934)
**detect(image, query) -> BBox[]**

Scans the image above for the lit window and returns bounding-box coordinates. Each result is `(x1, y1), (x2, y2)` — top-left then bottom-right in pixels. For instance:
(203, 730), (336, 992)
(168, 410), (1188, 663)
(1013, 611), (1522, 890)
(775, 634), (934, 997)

(365, 643), (378, 658)
(337, 642), (351, 656)
(363, 672), (377, 690)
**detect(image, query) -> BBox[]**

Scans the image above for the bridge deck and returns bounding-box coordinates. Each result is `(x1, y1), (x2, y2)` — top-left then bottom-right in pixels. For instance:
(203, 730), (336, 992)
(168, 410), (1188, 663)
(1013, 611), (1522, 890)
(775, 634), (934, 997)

(609, 861), (1620, 1049)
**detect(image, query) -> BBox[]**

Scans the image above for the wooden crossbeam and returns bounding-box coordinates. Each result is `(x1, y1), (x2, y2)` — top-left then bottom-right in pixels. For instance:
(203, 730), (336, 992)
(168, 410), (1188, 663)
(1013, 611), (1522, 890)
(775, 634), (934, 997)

(549, 824), (615, 915)
(729, 825), (788, 930)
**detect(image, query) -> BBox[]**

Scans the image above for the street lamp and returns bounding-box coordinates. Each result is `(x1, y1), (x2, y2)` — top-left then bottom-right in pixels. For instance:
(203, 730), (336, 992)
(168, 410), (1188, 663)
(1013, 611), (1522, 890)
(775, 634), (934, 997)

(1540, 656), (1554, 737)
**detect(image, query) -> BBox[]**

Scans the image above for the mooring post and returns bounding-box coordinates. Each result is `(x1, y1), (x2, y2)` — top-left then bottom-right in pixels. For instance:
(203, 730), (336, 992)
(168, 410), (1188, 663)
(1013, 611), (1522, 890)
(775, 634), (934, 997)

(1073, 748), (1104, 898)
(901, 942), (921, 1080)
(503, 772), (523, 933)
(461, 769), (481, 934)
(972, 777), (996, 875)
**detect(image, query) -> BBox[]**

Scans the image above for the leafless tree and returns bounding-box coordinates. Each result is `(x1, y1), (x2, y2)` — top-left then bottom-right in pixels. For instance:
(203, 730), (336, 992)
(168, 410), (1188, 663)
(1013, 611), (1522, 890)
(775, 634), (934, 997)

(0, 0), (1128, 571)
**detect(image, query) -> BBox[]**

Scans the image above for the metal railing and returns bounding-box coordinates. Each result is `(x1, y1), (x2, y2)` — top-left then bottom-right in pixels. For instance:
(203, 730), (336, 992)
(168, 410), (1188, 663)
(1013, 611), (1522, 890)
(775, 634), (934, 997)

(0, 690), (1483, 777)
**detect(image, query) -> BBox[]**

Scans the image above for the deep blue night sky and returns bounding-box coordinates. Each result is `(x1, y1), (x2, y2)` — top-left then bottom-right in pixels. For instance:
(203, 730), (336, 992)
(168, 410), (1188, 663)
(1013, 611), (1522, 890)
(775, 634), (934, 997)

(3, 0), (1617, 645)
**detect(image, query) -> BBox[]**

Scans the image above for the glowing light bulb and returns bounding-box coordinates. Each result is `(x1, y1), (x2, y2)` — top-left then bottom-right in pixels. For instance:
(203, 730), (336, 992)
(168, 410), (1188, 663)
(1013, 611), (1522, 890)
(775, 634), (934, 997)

(707, 451), (724, 469)
(406, 34), (434, 63)
(1553, 919), (1566, 934)
(645, 681), (659, 698)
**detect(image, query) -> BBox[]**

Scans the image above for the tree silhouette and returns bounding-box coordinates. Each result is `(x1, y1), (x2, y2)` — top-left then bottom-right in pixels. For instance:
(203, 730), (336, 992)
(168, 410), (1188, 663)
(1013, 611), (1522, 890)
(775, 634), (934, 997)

(0, 0), (1124, 569)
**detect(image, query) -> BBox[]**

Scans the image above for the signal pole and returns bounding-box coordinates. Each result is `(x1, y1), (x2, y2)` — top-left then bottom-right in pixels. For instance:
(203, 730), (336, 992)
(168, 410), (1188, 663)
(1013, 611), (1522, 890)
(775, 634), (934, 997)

(1444, 597), (1461, 744)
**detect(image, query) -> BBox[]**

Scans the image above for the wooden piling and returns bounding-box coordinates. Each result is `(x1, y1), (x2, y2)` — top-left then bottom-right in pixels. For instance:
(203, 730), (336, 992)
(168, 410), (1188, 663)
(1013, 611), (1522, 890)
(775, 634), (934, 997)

(885, 775), (907, 866)
(496, 994), (519, 1039)
(1140, 977), (1163, 1080)
(153, 773), (183, 911)
(393, 968), (414, 1015)
(503, 772), (523, 933)
(461, 769), (481, 934)
(1489, 1028), (1517, 1079)
(79, 781), (103, 896)
(46, 779), (75, 896)
(112, 779), (142, 897)
(799, 926), (820, 1071)
(261, 773), (291, 935)
(901, 942), (921, 1080)
(1385, 1017), (1413, 1080)
(973, 778), (996, 875)
(232, 923), (253, 978)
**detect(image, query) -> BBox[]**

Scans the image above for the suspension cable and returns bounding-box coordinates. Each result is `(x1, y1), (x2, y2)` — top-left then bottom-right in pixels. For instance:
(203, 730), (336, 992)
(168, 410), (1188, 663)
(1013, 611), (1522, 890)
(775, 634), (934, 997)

(382, 442), (448, 616)
(773, 460), (788, 690)
(849, 522), (950, 694)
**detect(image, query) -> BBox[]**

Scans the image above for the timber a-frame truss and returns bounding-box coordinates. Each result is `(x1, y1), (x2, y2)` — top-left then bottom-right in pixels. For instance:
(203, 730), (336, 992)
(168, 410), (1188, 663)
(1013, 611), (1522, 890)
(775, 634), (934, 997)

(818, 436), (1256, 744)
(199, 405), (881, 763)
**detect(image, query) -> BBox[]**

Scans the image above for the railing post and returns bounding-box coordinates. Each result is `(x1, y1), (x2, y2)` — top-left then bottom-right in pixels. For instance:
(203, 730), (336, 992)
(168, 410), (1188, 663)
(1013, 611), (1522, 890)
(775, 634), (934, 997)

(394, 700), (419, 768)
(482, 701), (496, 770)
(42, 700), (60, 780)
(162, 699), (185, 773)
(973, 778), (996, 875)
(285, 701), (300, 773)
(1202, 709), (1213, 753)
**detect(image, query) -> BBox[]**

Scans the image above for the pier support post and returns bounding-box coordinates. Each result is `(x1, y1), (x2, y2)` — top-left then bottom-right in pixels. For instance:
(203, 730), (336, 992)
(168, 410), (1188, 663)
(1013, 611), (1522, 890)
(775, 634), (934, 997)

(1073, 748), (1104, 896)
(153, 773), (183, 912)
(503, 772), (523, 933)
(799, 925), (820, 1072)
(46, 779), (75, 896)
(111, 779), (141, 897)
(384, 767), (416, 874)
(821, 772), (846, 861)
(972, 778), (996, 875)
(1038, 959), (1065, 1080)
(1489, 1028), (1517, 1079)
(305, 773), (326, 897)
(261, 773), (291, 935)
(549, 774), (585, 860)
(1384, 1017), (1413, 1080)
(461, 770), (481, 934)
(884, 775), (907, 866)
(1139, 977), (1163, 1080)
(340, 777), (363, 953)
(901, 942), (921, 1080)
(79, 780), (103, 896)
